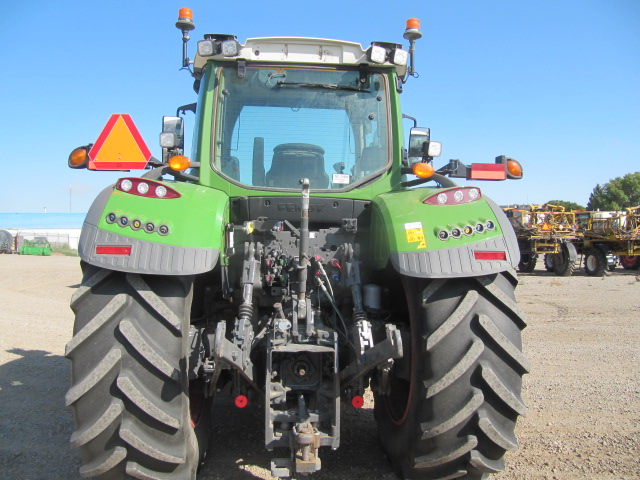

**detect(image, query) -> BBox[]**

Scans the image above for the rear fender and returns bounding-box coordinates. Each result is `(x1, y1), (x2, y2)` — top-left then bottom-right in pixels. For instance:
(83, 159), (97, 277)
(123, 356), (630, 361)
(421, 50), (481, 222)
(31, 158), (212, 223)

(562, 241), (578, 261)
(78, 182), (228, 275)
(369, 188), (520, 278)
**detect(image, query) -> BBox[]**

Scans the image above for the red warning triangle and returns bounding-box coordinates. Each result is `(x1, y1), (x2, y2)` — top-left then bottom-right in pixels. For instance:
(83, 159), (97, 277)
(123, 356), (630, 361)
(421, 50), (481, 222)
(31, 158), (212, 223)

(88, 114), (151, 170)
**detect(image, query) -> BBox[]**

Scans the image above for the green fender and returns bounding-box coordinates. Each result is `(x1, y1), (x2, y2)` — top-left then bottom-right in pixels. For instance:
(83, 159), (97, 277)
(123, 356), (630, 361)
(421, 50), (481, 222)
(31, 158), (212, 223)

(369, 187), (520, 278)
(78, 181), (228, 275)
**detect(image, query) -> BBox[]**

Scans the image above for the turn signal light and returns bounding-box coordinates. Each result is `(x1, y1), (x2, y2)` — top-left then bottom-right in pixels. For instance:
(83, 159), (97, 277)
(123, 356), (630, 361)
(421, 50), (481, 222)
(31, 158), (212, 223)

(412, 162), (434, 179)
(68, 146), (89, 169)
(169, 155), (191, 171)
(507, 159), (523, 178)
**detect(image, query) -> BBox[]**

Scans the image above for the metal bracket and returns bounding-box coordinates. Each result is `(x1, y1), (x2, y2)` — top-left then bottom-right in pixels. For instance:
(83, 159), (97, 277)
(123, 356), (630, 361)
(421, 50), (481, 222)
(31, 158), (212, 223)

(237, 59), (246, 78)
(339, 324), (403, 388)
(341, 218), (357, 233)
(212, 321), (260, 391)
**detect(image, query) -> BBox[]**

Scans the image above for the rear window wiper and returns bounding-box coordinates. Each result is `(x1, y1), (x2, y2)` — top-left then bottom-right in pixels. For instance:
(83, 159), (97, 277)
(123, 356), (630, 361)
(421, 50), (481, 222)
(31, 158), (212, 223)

(275, 81), (369, 93)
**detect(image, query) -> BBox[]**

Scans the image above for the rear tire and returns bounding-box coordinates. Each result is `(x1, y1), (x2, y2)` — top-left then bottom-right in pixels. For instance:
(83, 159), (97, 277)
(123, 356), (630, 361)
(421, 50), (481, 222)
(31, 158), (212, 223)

(620, 255), (640, 270)
(543, 254), (554, 272)
(374, 272), (528, 479)
(66, 263), (199, 479)
(517, 254), (537, 273)
(584, 248), (607, 277)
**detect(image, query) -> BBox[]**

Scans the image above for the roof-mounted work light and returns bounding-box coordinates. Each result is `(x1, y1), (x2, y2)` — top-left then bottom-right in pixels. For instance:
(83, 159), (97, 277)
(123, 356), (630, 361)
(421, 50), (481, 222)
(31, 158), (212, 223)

(367, 42), (408, 66)
(198, 34), (241, 58)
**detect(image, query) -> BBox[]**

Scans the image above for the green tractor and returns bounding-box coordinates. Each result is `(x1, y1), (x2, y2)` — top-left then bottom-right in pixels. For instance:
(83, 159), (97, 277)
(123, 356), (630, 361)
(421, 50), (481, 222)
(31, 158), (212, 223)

(66, 9), (528, 480)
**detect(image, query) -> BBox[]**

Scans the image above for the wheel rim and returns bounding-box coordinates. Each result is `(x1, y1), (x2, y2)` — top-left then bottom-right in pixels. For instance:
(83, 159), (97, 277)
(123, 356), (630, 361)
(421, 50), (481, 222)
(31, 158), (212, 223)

(385, 279), (417, 426)
(586, 255), (596, 271)
(620, 255), (638, 268)
(189, 380), (206, 428)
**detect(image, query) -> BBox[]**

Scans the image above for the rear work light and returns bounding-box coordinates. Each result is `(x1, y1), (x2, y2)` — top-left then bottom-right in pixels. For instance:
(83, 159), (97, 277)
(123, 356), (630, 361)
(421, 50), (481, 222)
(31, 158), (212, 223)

(95, 245), (132, 256)
(423, 187), (482, 205)
(116, 178), (180, 199)
(474, 251), (507, 261)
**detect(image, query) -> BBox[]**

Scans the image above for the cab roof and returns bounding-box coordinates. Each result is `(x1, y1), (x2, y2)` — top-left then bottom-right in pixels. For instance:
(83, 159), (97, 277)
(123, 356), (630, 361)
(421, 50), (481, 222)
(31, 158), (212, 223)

(193, 36), (407, 77)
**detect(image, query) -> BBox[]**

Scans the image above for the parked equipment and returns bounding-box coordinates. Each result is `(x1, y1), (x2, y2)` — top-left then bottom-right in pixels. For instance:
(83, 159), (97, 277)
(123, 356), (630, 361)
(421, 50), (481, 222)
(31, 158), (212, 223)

(505, 204), (580, 276)
(577, 207), (640, 276)
(0, 230), (13, 254)
(19, 237), (52, 256)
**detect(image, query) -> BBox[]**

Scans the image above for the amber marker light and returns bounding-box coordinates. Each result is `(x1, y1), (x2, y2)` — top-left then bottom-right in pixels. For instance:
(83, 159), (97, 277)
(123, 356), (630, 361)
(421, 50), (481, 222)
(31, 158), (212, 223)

(178, 8), (193, 20)
(413, 162), (435, 179)
(507, 159), (523, 178)
(168, 155), (191, 171)
(406, 18), (420, 30)
(68, 146), (89, 168)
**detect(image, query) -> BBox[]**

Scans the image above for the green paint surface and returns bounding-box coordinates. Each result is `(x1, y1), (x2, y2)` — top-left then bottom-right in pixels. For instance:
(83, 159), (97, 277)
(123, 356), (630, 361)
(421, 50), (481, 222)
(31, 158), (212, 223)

(96, 181), (228, 250)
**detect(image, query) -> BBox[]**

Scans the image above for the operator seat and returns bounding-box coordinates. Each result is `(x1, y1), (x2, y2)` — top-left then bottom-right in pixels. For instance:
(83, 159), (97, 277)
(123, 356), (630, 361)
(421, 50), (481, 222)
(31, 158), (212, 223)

(265, 143), (329, 189)
(354, 146), (385, 180)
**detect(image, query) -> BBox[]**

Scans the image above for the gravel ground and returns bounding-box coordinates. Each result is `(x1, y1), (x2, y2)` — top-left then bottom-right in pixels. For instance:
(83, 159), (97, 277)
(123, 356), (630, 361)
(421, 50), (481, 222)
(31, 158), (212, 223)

(0, 254), (638, 480)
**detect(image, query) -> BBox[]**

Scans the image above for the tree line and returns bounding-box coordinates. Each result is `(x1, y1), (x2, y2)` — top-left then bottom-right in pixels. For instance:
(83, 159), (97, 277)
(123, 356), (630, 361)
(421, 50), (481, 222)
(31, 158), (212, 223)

(547, 171), (640, 211)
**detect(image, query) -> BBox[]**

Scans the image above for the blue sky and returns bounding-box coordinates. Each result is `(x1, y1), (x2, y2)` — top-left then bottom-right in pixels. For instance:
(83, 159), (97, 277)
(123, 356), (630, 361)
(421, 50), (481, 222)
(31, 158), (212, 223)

(1, 0), (638, 213)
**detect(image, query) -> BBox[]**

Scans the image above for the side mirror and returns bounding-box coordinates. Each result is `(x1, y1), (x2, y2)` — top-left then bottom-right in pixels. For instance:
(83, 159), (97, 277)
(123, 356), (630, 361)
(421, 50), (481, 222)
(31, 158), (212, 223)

(159, 116), (184, 150)
(159, 116), (184, 164)
(408, 127), (441, 160)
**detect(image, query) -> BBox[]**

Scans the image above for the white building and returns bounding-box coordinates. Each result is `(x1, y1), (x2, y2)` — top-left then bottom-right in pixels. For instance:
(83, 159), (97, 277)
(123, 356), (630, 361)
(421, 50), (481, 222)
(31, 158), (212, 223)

(0, 213), (85, 250)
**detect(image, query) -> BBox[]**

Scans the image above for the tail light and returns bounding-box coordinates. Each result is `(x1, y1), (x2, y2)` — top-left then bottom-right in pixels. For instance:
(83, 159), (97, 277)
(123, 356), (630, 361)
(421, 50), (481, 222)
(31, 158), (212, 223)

(95, 245), (132, 256)
(474, 251), (507, 261)
(116, 178), (181, 199)
(423, 187), (482, 205)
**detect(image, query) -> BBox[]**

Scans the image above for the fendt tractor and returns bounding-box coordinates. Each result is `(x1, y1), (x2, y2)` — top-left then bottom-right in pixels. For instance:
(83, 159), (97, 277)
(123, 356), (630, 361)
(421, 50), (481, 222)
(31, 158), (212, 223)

(66, 9), (528, 480)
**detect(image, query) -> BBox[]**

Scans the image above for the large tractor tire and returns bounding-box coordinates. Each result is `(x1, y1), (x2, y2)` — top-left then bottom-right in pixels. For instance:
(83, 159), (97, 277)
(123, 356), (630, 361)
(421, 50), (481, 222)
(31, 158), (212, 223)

(65, 263), (200, 479)
(375, 272), (528, 480)
(584, 248), (607, 277)
(543, 254), (554, 272)
(517, 254), (537, 273)
(552, 243), (576, 277)
(619, 255), (640, 270)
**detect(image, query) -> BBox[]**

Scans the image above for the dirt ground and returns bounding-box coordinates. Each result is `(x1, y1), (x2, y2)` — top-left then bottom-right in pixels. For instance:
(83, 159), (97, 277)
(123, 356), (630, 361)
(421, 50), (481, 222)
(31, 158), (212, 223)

(0, 254), (638, 480)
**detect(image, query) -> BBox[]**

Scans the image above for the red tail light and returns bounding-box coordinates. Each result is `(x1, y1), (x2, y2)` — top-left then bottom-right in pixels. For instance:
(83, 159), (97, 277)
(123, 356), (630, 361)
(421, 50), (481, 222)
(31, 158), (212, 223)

(95, 245), (132, 255)
(469, 163), (506, 181)
(474, 251), (507, 261)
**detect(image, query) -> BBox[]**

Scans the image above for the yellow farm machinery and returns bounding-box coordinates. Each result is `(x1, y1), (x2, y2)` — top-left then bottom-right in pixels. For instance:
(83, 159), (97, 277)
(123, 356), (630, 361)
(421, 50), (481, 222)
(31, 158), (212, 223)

(507, 205), (640, 276)
(577, 207), (640, 275)
(505, 204), (580, 276)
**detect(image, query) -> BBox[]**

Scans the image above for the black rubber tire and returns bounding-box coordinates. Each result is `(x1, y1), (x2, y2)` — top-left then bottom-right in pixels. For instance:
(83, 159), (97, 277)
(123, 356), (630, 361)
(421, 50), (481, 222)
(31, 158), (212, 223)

(620, 255), (640, 270)
(374, 271), (528, 480)
(517, 254), (537, 273)
(543, 254), (554, 272)
(584, 248), (607, 277)
(66, 263), (199, 479)
(552, 244), (576, 277)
